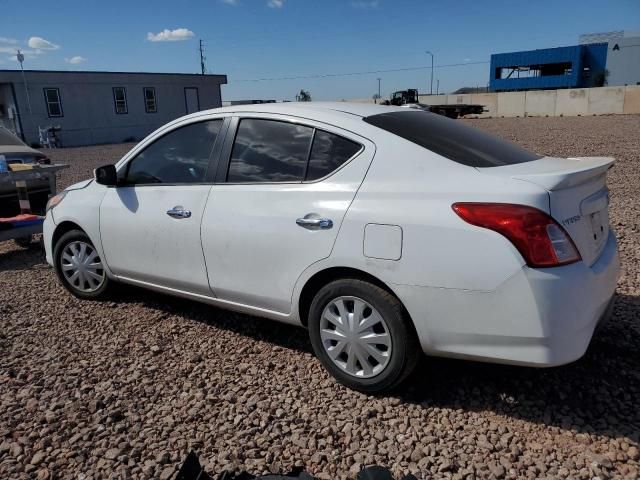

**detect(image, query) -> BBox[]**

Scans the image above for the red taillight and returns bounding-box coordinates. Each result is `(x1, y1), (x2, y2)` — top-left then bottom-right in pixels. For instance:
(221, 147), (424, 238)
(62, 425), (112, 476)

(452, 203), (581, 268)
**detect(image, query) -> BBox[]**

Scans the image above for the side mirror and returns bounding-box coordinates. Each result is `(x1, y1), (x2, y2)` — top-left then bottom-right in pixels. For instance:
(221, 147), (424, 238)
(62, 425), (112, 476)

(94, 164), (118, 186)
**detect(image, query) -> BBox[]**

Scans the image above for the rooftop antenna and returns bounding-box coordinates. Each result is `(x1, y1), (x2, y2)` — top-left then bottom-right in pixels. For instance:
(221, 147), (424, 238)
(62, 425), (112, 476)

(16, 49), (33, 115)
(199, 39), (206, 75)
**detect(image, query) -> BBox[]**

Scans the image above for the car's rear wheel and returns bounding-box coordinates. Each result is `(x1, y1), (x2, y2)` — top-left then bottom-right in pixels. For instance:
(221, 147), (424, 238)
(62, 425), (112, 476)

(53, 229), (111, 299)
(308, 278), (420, 393)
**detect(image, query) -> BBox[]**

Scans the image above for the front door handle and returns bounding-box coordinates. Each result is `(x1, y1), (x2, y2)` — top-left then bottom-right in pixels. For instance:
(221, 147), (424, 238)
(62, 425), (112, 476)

(166, 206), (192, 219)
(296, 214), (333, 230)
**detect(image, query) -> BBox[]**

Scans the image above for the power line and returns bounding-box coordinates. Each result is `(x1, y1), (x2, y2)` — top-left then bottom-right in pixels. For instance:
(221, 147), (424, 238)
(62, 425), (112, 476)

(229, 61), (488, 83)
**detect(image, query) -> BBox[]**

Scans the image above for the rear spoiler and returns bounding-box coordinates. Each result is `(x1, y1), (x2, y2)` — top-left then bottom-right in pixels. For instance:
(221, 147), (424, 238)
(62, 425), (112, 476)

(477, 156), (614, 191)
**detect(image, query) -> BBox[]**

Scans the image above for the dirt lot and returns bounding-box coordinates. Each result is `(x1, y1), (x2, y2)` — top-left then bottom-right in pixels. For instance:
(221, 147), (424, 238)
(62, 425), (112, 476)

(1, 115), (639, 479)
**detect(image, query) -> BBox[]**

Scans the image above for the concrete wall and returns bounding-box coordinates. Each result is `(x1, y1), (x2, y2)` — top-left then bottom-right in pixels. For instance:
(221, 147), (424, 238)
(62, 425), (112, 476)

(497, 92), (525, 117)
(358, 85), (640, 118)
(525, 90), (557, 116)
(455, 85), (638, 118)
(623, 85), (640, 114)
(1, 70), (226, 146)
(588, 86), (625, 114)
(470, 93), (498, 118)
(555, 89), (589, 116)
(447, 94), (472, 105)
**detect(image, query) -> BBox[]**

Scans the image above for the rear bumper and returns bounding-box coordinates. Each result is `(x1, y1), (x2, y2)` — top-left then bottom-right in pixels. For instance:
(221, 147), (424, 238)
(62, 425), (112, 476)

(394, 230), (620, 366)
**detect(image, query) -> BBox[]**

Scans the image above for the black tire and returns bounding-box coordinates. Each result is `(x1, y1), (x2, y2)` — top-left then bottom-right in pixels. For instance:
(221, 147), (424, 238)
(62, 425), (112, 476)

(53, 229), (111, 300)
(308, 278), (420, 393)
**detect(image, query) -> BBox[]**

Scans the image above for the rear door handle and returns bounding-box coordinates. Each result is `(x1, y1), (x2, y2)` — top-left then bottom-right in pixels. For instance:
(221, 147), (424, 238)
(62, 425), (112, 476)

(296, 214), (333, 230)
(166, 206), (192, 219)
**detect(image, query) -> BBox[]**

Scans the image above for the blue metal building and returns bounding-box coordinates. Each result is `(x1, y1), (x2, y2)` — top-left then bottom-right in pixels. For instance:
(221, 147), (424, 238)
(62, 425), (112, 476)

(489, 44), (608, 92)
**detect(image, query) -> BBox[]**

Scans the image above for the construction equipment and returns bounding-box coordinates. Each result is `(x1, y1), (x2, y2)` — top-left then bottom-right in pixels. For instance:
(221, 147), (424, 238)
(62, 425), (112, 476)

(382, 89), (486, 119)
(0, 162), (68, 247)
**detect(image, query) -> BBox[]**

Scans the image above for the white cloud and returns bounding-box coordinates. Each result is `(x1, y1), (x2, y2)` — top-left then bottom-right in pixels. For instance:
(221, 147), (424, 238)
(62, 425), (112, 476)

(351, 0), (378, 8)
(221, 0), (239, 4)
(65, 56), (87, 64)
(267, 0), (284, 8)
(0, 37), (18, 44)
(147, 28), (195, 42)
(28, 36), (60, 50)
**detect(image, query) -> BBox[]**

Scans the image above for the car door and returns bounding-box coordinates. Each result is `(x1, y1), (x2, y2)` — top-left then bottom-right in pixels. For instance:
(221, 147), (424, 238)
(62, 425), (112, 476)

(99, 118), (225, 295)
(201, 114), (374, 313)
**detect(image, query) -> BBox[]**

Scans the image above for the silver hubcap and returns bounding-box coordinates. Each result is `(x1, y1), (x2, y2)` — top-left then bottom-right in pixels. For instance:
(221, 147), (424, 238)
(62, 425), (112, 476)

(320, 296), (392, 378)
(60, 241), (105, 293)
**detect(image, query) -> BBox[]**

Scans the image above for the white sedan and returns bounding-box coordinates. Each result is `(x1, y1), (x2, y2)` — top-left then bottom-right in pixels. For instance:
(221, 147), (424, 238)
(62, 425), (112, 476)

(43, 103), (620, 392)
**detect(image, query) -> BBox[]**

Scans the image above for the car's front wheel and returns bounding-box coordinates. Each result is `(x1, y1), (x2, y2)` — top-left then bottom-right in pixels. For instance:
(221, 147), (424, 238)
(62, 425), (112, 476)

(308, 279), (420, 393)
(53, 229), (111, 299)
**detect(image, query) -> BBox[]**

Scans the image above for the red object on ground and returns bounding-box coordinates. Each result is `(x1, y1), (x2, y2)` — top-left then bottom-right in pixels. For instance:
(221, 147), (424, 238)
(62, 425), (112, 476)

(0, 214), (40, 224)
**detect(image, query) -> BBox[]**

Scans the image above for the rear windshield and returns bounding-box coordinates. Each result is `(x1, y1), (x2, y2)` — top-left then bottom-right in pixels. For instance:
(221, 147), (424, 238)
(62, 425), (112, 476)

(0, 127), (26, 147)
(363, 111), (541, 167)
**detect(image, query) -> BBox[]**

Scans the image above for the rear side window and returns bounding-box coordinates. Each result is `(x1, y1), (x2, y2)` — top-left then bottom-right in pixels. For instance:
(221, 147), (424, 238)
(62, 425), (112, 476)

(228, 119), (314, 182)
(306, 130), (361, 181)
(363, 111), (541, 167)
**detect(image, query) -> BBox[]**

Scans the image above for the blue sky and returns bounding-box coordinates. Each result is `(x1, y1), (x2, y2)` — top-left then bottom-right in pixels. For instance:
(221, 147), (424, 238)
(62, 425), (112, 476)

(1, 0), (638, 101)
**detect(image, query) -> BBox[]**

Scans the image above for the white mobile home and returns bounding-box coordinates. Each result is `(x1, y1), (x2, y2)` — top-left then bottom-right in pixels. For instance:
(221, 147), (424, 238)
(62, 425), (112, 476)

(0, 70), (227, 147)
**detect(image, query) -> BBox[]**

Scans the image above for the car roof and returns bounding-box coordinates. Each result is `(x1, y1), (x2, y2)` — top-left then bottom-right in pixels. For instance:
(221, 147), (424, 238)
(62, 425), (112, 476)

(197, 102), (407, 119)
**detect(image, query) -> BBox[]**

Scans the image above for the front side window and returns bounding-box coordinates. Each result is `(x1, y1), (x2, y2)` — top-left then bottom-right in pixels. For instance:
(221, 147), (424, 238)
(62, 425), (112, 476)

(124, 120), (222, 185)
(113, 87), (128, 114)
(363, 111), (541, 168)
(144, 87), (157, 113)
(306, 130), (361, 181)
(227, 119), (313, 183)
(44, 88), (63, 117)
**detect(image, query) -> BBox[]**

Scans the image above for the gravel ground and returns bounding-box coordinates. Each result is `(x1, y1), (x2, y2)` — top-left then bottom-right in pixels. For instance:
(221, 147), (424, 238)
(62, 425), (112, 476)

(1, 115), (639, 480)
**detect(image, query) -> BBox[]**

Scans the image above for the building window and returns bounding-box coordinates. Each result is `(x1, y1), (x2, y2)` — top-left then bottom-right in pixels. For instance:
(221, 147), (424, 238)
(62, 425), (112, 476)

(113, 87), (128, 114)
(143, 87), (157, 113)
(44, 88), (63, 117)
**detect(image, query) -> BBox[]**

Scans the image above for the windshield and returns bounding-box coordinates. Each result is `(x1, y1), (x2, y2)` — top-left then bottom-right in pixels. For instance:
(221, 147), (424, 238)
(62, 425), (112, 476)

(363, 110), (542, 167)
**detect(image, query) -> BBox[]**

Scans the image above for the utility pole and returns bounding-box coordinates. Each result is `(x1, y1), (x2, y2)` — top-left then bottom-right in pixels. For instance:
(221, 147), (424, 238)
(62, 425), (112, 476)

(199, 39), (206, 75)
(425, 50), (434, 95)
(436, 79), (439, 95)
(16, 50), (32, 115)
(16, 49), (34, 143)
(377, 77), (381, 103)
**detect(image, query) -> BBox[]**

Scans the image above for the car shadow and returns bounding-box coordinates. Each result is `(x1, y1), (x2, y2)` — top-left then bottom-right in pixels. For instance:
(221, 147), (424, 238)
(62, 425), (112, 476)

(397, 292), (640, 441)
(114, 284), (315, 355)
(0, 242), (46, 272)
(6, 245), (637, 443)
(119, 285), (640, 442)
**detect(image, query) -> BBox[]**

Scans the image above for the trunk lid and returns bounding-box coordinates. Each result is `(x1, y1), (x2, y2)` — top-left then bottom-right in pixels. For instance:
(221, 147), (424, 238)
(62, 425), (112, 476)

(477, 156), (614, 266)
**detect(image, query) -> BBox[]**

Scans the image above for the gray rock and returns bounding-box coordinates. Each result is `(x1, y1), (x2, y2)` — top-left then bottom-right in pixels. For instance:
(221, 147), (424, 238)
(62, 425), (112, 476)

(30, 451), (46, 466)
(104, 448), (121, 460)
(159, 466), (175, 479)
